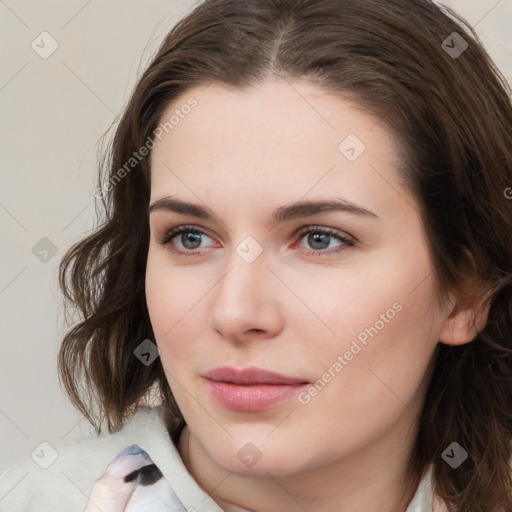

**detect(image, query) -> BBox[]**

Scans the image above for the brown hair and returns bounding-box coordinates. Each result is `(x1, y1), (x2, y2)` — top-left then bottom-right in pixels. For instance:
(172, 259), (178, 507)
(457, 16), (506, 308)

(58, 0), (512, 510)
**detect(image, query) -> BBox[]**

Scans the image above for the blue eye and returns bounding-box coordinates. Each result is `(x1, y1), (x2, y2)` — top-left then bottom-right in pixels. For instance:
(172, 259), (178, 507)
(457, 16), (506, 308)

(158, 225), (354, 257)
(159, 226), (215, 256)
(295, 226), (354, 255)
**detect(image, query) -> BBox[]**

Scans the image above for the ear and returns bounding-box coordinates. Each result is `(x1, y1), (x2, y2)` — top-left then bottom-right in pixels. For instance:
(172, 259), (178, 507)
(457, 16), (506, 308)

(439, 293), (490, 346)
(439, 252), (491, 346)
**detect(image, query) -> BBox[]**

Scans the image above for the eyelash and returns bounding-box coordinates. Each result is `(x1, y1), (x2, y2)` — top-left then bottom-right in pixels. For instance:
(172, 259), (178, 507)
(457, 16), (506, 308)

(157, 225), (355, 257)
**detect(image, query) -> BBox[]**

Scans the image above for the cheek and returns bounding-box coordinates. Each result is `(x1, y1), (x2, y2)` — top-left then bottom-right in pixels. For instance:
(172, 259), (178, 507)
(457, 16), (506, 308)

(288, 239), (441, 396)
(298, 261), (441, 429)
(282, 242), (438, 354)
(146, 246), (198, 331)
(145, 248), (209, 375)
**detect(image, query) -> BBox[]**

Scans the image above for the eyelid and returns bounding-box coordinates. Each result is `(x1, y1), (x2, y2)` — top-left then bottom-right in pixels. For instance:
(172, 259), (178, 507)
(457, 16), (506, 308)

(158, 224), (355, 256)
(158, 224), (217, 247)
(294, 225), (355, 244)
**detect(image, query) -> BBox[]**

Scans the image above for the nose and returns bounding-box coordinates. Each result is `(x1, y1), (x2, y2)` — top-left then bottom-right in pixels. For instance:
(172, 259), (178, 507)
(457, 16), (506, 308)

(209, 249), (284, 344)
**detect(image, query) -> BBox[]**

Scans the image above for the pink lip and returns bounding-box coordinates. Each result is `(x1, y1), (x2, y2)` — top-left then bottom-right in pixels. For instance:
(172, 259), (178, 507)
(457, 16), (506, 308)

(204, 366), (309, 412)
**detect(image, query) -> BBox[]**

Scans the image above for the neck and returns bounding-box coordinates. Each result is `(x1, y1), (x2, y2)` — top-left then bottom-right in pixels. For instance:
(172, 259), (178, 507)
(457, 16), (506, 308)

(178, 409), (424, 512)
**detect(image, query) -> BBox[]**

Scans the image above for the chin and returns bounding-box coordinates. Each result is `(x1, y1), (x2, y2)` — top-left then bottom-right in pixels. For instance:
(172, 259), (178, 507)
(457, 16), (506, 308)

(204, 437), (314, 477)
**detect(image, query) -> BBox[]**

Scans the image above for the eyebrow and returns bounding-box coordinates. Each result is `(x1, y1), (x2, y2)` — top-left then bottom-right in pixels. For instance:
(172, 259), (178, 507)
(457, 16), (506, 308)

(148, 196), (378, 223)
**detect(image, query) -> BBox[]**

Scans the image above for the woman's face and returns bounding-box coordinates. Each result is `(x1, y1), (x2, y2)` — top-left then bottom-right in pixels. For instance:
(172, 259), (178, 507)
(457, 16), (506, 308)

(146, 77), (449, 476)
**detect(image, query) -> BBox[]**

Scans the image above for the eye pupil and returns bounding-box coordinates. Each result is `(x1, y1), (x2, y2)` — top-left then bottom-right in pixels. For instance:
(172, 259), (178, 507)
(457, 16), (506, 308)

(182, 232), (202, 249)
(308, 233), (330, 250)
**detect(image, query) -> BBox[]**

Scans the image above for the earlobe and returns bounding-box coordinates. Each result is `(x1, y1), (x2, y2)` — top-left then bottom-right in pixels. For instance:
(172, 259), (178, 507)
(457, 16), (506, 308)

(439, 250), (491, 346)
(439, 295), (490, 346)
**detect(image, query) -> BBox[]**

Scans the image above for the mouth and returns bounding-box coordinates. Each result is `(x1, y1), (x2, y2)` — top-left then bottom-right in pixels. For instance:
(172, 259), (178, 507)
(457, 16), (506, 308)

(203, 366), (310, 412)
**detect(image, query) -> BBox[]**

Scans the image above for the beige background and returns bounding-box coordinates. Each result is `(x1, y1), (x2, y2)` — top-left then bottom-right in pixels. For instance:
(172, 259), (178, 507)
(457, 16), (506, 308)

(0, 0), (511, 474)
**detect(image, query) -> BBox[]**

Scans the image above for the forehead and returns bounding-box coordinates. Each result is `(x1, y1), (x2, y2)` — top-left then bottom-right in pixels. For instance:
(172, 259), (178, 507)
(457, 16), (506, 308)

(149, 77), (410, 220)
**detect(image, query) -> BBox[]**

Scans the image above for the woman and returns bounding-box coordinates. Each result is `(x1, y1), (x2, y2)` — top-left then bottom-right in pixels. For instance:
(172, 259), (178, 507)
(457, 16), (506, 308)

(1, 0), (511, 511)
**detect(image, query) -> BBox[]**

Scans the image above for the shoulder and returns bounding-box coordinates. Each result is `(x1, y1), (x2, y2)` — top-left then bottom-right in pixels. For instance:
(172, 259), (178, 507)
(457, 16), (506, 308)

(0, 406), (162, 512)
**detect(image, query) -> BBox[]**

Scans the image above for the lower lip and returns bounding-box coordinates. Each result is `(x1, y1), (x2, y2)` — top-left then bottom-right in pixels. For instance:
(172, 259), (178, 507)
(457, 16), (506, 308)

(207, 380), (309, 412)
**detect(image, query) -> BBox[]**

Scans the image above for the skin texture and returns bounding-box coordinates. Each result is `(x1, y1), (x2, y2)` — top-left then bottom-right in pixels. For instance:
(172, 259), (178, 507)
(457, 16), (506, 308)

(145, 77), (488, 512)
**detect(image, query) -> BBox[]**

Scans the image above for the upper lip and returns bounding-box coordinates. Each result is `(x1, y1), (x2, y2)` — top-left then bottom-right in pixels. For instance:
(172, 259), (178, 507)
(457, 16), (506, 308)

(204, 366), (309, 385)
